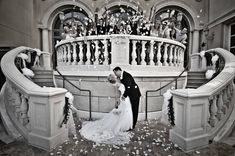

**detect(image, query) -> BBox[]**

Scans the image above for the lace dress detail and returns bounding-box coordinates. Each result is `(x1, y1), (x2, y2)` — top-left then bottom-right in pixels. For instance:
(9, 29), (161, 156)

(79, 84), (133, 145)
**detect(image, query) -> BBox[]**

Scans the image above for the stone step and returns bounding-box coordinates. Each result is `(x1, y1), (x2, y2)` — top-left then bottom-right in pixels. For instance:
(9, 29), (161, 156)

(33, 74), (53, 79)
(33, 78), (54, 83)
(187, 74), (206, 77)
(186, 71), (206, 89)
(186, 85), (199, 89)
(187, 79), (207, 84)
(188, 71), (206, 75)
(33, 69), (54, 73)
(36, 82), (55, 87)
(32, 69), (55, 87)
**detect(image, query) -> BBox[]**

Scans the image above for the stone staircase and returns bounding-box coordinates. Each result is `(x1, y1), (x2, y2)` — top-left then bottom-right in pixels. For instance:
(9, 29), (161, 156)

(32, 69), (55, 87)
(186, 71), (207, 89)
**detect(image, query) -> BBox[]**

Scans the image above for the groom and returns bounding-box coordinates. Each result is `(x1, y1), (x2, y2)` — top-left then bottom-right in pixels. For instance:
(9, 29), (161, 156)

(113, 67), (141, 129)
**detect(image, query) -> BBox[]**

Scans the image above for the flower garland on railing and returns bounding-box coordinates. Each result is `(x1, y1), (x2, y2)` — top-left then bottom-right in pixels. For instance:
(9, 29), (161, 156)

(60, 96), (71, 127)
(167, 96), (175, 126)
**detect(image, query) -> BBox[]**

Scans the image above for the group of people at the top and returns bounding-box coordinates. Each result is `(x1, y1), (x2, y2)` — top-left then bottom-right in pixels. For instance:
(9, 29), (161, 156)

(61, 8), (187, 44)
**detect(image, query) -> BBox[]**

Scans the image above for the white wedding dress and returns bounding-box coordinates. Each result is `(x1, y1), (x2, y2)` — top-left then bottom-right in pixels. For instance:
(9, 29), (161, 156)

(80, 84), (133, 145)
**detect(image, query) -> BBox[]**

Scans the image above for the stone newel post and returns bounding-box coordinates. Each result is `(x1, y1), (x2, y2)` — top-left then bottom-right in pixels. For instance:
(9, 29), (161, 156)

(28, 88), (68, 151)
(170, 89), (209, 151)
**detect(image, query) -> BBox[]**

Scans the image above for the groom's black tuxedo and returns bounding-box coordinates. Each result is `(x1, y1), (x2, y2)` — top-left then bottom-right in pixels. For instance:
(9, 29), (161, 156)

(120, 71), (141, 129)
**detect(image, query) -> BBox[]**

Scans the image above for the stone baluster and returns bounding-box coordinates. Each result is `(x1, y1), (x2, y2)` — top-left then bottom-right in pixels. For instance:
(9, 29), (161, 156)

(63, 45), (67, 65)
(131, 40), (137, 65)
(169, 45), (174, 66)
(15, 91), (22, 119)
(173, 47), (178, 66)
(56, 47), (60, 65)
(230, 83), (234, 93)
(157, 42), (163, 66)
(94, 40), (99, 65)
(181, 49), (185, 67)
(177, 48), (182, 67)
(103, 39), (109, 65)
(228, 85), (233, 102)
(86, 41), (91, 65)
(78, 42), (84, 65)
(59, 46), (62, 64)
(177, 47), (181, 66)
(217, 94), (224, 120)
(163, 44), (169, 66)
(219, 93), (227, 114)
(67, 44), (71, 65)
(149, 40), (154, 65)
(20, 95), (29, 126)
(223, 89), (229, 108)
(141, 41), (147, 65)
(72, 43), (77, 65)
(209, 96), (218, 127)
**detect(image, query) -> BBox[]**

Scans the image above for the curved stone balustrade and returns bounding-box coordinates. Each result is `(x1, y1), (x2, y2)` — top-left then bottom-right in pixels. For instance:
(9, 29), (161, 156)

(0, 46), (68, 151)
(55, 34), (186, 70)
(170, 48), (235, 151)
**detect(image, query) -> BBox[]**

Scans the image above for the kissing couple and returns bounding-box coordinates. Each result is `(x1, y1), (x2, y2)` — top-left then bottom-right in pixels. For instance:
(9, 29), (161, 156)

(80, 66), (141, 145)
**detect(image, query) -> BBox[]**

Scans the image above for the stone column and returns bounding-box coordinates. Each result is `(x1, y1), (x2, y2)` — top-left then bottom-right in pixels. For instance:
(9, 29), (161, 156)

(190, 30), (200, 71)
(42, 28), (51, 69)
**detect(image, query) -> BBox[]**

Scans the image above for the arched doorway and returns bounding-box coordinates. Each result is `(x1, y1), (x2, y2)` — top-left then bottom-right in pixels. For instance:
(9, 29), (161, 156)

(38, 1), (94, 69)
(153, 7), (190, 68)
(52, 6), (93, 68)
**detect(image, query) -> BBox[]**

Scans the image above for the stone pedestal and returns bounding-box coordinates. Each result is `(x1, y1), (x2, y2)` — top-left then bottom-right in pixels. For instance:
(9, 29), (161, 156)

(28, 89), (68, 151)
(170, 89), (209, 151)
(110, 35), (130, 67)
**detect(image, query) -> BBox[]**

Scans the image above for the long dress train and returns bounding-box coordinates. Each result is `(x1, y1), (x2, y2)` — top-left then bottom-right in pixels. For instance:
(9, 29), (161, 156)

(79, 84), (133, 145)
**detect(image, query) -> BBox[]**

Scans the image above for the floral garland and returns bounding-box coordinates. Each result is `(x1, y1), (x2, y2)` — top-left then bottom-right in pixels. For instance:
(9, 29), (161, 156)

(167, 96), (175, 126)
(60, 97), (71, 127)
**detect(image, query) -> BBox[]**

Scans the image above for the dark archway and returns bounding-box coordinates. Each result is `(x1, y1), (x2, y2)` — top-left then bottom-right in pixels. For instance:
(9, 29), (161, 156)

(51, 6), (91, 69)
(153, 7), (191, 68)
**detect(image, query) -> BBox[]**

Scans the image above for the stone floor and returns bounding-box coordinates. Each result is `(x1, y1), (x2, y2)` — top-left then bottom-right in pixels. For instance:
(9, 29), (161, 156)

(0, 117), (235, 156)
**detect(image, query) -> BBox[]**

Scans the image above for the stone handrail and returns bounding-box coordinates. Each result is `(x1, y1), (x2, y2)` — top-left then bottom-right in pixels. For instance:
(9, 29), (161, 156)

(0, 46), (68, 151)
(170, 48), (235, 151)
(55, 34), (186, 70)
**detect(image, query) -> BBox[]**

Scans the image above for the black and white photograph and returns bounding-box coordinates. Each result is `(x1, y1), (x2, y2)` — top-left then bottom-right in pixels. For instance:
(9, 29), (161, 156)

(0, 0), (235, 155)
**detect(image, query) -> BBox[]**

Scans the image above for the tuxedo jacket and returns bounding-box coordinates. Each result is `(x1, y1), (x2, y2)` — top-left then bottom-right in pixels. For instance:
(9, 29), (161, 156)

(120, 71), (141, 99)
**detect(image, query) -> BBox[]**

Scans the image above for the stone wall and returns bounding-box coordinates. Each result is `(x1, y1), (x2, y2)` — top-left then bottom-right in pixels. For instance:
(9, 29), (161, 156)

(0, 0), (33, 47)
(207, 0), (235, 50)
(55, 72), (186, 120)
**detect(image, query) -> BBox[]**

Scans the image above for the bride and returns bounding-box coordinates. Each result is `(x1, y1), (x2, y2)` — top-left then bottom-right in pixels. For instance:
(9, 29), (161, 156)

(79, 74), (133, 145)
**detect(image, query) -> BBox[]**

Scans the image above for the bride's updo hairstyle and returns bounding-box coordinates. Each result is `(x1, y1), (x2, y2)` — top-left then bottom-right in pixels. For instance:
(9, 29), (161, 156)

(107, 74), (116, 84)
